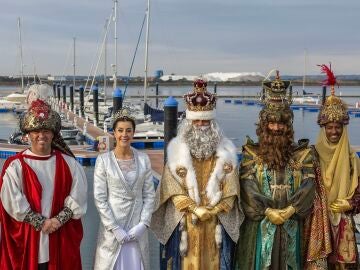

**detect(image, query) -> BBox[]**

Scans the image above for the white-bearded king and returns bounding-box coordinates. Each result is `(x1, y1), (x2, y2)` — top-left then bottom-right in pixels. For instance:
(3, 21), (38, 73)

(151, 79), (243, 270)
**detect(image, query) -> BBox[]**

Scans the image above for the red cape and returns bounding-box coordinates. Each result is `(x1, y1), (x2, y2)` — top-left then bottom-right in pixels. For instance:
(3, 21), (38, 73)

(0, 150), (83, 270)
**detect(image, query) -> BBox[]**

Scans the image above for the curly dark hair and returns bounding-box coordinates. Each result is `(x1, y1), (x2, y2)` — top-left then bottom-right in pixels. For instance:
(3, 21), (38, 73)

(256, 108), (294, 171)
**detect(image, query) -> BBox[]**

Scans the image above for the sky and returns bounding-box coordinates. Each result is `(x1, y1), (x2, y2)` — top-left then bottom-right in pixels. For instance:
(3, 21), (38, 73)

(1, 0), (359, 77)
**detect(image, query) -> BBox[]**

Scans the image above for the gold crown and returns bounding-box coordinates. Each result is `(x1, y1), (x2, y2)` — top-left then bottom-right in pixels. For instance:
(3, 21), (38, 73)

(258, 70), (294, 122)
(261, 70), (292, 108)
(317, 64), (349, 126)
(184, 79), (216, 112)
(318, 95), (349, 126)
(113, 108), (136, 122)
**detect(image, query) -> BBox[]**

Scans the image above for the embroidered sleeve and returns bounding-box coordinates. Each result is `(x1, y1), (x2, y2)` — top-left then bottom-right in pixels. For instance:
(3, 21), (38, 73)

(239, 147), (257, 181)
(215, 196), (235, 213)
(172, 195), (196, 212)
(240, 146), (274, 221)
(23, 209), (46, 231)
(288, 148), (316, 218)
(301, 148), (316, 179)
(55, 207), (74, 226)
(348, 176), (360, 214)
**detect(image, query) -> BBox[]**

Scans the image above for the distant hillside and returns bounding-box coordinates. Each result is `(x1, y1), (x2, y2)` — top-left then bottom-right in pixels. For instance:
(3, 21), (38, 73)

(1, 74), (360, 86)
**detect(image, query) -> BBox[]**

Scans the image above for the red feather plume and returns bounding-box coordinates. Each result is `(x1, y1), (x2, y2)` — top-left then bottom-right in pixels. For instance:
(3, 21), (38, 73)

(318, 63), (337, 86)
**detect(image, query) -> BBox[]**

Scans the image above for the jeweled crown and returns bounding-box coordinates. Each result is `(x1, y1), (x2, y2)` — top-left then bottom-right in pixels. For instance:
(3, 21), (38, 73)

(113, 108), (136, 122)
(317, 64), (349, 126)
(183, 79), (216, 112)
(262, 70), (292, 108)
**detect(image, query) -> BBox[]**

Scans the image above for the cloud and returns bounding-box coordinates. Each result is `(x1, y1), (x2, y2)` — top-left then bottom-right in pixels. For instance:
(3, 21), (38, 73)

(0, 0), (359, 76)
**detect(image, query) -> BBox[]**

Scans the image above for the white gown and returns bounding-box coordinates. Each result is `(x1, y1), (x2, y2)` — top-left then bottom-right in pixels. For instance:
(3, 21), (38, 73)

(113, 158), (144, 270)
(93, 148), (155, 270)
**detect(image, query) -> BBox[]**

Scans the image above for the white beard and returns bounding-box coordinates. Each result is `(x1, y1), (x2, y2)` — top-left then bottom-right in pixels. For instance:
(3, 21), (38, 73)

(185, 126), (220, 159)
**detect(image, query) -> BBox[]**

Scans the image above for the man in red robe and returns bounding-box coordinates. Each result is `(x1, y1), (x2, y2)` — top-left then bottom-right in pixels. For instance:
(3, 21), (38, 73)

(0, 99), (87, 270)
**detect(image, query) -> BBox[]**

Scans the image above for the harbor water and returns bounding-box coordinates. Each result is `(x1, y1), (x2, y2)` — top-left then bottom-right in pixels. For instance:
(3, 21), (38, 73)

(1, 84), (360, 268)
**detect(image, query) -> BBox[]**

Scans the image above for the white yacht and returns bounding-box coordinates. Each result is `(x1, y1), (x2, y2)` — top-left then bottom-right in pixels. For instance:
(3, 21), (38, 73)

(292, 96), (319, 104)
(0, 99), (19, 112)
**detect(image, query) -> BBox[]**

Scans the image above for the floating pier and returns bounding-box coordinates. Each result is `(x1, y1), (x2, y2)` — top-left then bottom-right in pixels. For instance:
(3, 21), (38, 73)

(54, 104), (164, 150)
(0, 142), (166, 173)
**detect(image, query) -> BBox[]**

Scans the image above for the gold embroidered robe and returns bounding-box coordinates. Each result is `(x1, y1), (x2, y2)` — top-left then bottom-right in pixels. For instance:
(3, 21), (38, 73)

(151, 154), (241, 270)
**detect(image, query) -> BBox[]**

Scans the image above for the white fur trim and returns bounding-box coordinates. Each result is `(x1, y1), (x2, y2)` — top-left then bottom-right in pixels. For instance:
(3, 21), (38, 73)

(215, 224), (222, 249)
(205, 138), (238, 206)
(179, 216), (188, 257)
(179, 215), (186, 231)
(186, 109), (216, 120)
(167, 136), (238, 207)
(167, 137), (201, 205)
(180, 231), (188, 257)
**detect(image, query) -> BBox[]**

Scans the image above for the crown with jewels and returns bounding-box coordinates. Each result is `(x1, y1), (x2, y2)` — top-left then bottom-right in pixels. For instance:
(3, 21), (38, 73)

(183, 79), (217, 120)
(262, 70), (292, 108)
(317, 63), (349, 126)
(113, 108), (136, 122)
(258, 70), (293, 122)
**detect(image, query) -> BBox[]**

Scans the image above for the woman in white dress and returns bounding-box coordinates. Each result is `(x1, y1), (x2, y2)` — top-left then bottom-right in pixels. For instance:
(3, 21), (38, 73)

(93, 110), (155, 270)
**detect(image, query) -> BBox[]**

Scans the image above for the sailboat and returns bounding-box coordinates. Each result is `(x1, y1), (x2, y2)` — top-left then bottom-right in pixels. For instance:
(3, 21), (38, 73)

(14, 17), (28, 100)
(302, 49), (307, 95)
(0, 18), (27, 112)
(99, 0), (164, 139)
(293, 49), (318, 104)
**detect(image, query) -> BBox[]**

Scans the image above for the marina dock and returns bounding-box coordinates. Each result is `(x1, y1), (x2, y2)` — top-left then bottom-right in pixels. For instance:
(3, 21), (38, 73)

(1, 94), (360, 169)
(0, 142), (165, 175)
(58, 105), (164, 148)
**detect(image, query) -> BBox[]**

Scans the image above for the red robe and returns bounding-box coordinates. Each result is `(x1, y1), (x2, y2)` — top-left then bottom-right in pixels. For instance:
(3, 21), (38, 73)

(0, 150), (83, 270)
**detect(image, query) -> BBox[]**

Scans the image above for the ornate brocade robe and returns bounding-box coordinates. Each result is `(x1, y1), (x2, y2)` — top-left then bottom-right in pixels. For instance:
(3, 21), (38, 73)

(312, 136), (360, 269)
(151, 137), (243, 270)
(235, 139), (316, 270)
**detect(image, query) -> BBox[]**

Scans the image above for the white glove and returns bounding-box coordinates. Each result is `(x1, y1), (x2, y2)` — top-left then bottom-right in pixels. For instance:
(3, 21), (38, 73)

(127, 222), (147, 241)
(113, 227), (129, 244)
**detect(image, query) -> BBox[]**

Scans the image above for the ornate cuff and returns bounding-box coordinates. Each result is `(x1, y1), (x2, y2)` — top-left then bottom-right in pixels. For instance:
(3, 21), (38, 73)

(264, 208), (271, 217)
(24, 210), (46, 231)
(55, 207), (73, 226)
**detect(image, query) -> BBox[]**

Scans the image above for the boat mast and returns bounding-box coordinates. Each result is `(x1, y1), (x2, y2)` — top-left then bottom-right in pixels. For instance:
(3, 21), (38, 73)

(302, 49), (307, 94)
(73, 37), (76, 90)
(17, 17), (24, 93)
(104, 19), (108, 105)
(113, 0), (118, 89)
(32, 57), (36, 83)
(143, 0), (150, 105)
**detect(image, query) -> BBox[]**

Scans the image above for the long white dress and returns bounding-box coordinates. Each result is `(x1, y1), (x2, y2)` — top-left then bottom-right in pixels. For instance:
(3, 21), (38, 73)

(113, 158), (144, 270)
(93, 148), (155, 270)
(0, 149), (88, 263)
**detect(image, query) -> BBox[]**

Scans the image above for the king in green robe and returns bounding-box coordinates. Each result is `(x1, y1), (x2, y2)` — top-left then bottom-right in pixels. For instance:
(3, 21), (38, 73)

(234, 71), (316, 270)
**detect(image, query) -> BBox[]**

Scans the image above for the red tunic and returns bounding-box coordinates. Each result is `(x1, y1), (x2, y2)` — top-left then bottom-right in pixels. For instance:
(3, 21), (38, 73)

(0, 150), (83, 270)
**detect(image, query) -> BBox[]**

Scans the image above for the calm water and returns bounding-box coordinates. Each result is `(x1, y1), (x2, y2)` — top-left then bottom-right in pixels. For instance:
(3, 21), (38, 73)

(1, 84), (360, 145)
(1, 84), (360, 269)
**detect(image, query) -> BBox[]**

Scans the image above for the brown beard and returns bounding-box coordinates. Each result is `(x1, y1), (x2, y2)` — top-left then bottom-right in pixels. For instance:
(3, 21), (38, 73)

(256, 122), (294, 171)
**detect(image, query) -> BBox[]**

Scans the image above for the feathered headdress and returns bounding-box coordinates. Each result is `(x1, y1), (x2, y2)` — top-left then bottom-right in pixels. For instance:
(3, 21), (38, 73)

(318, 63), (338, 95)
(317, 63), (349, 126)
